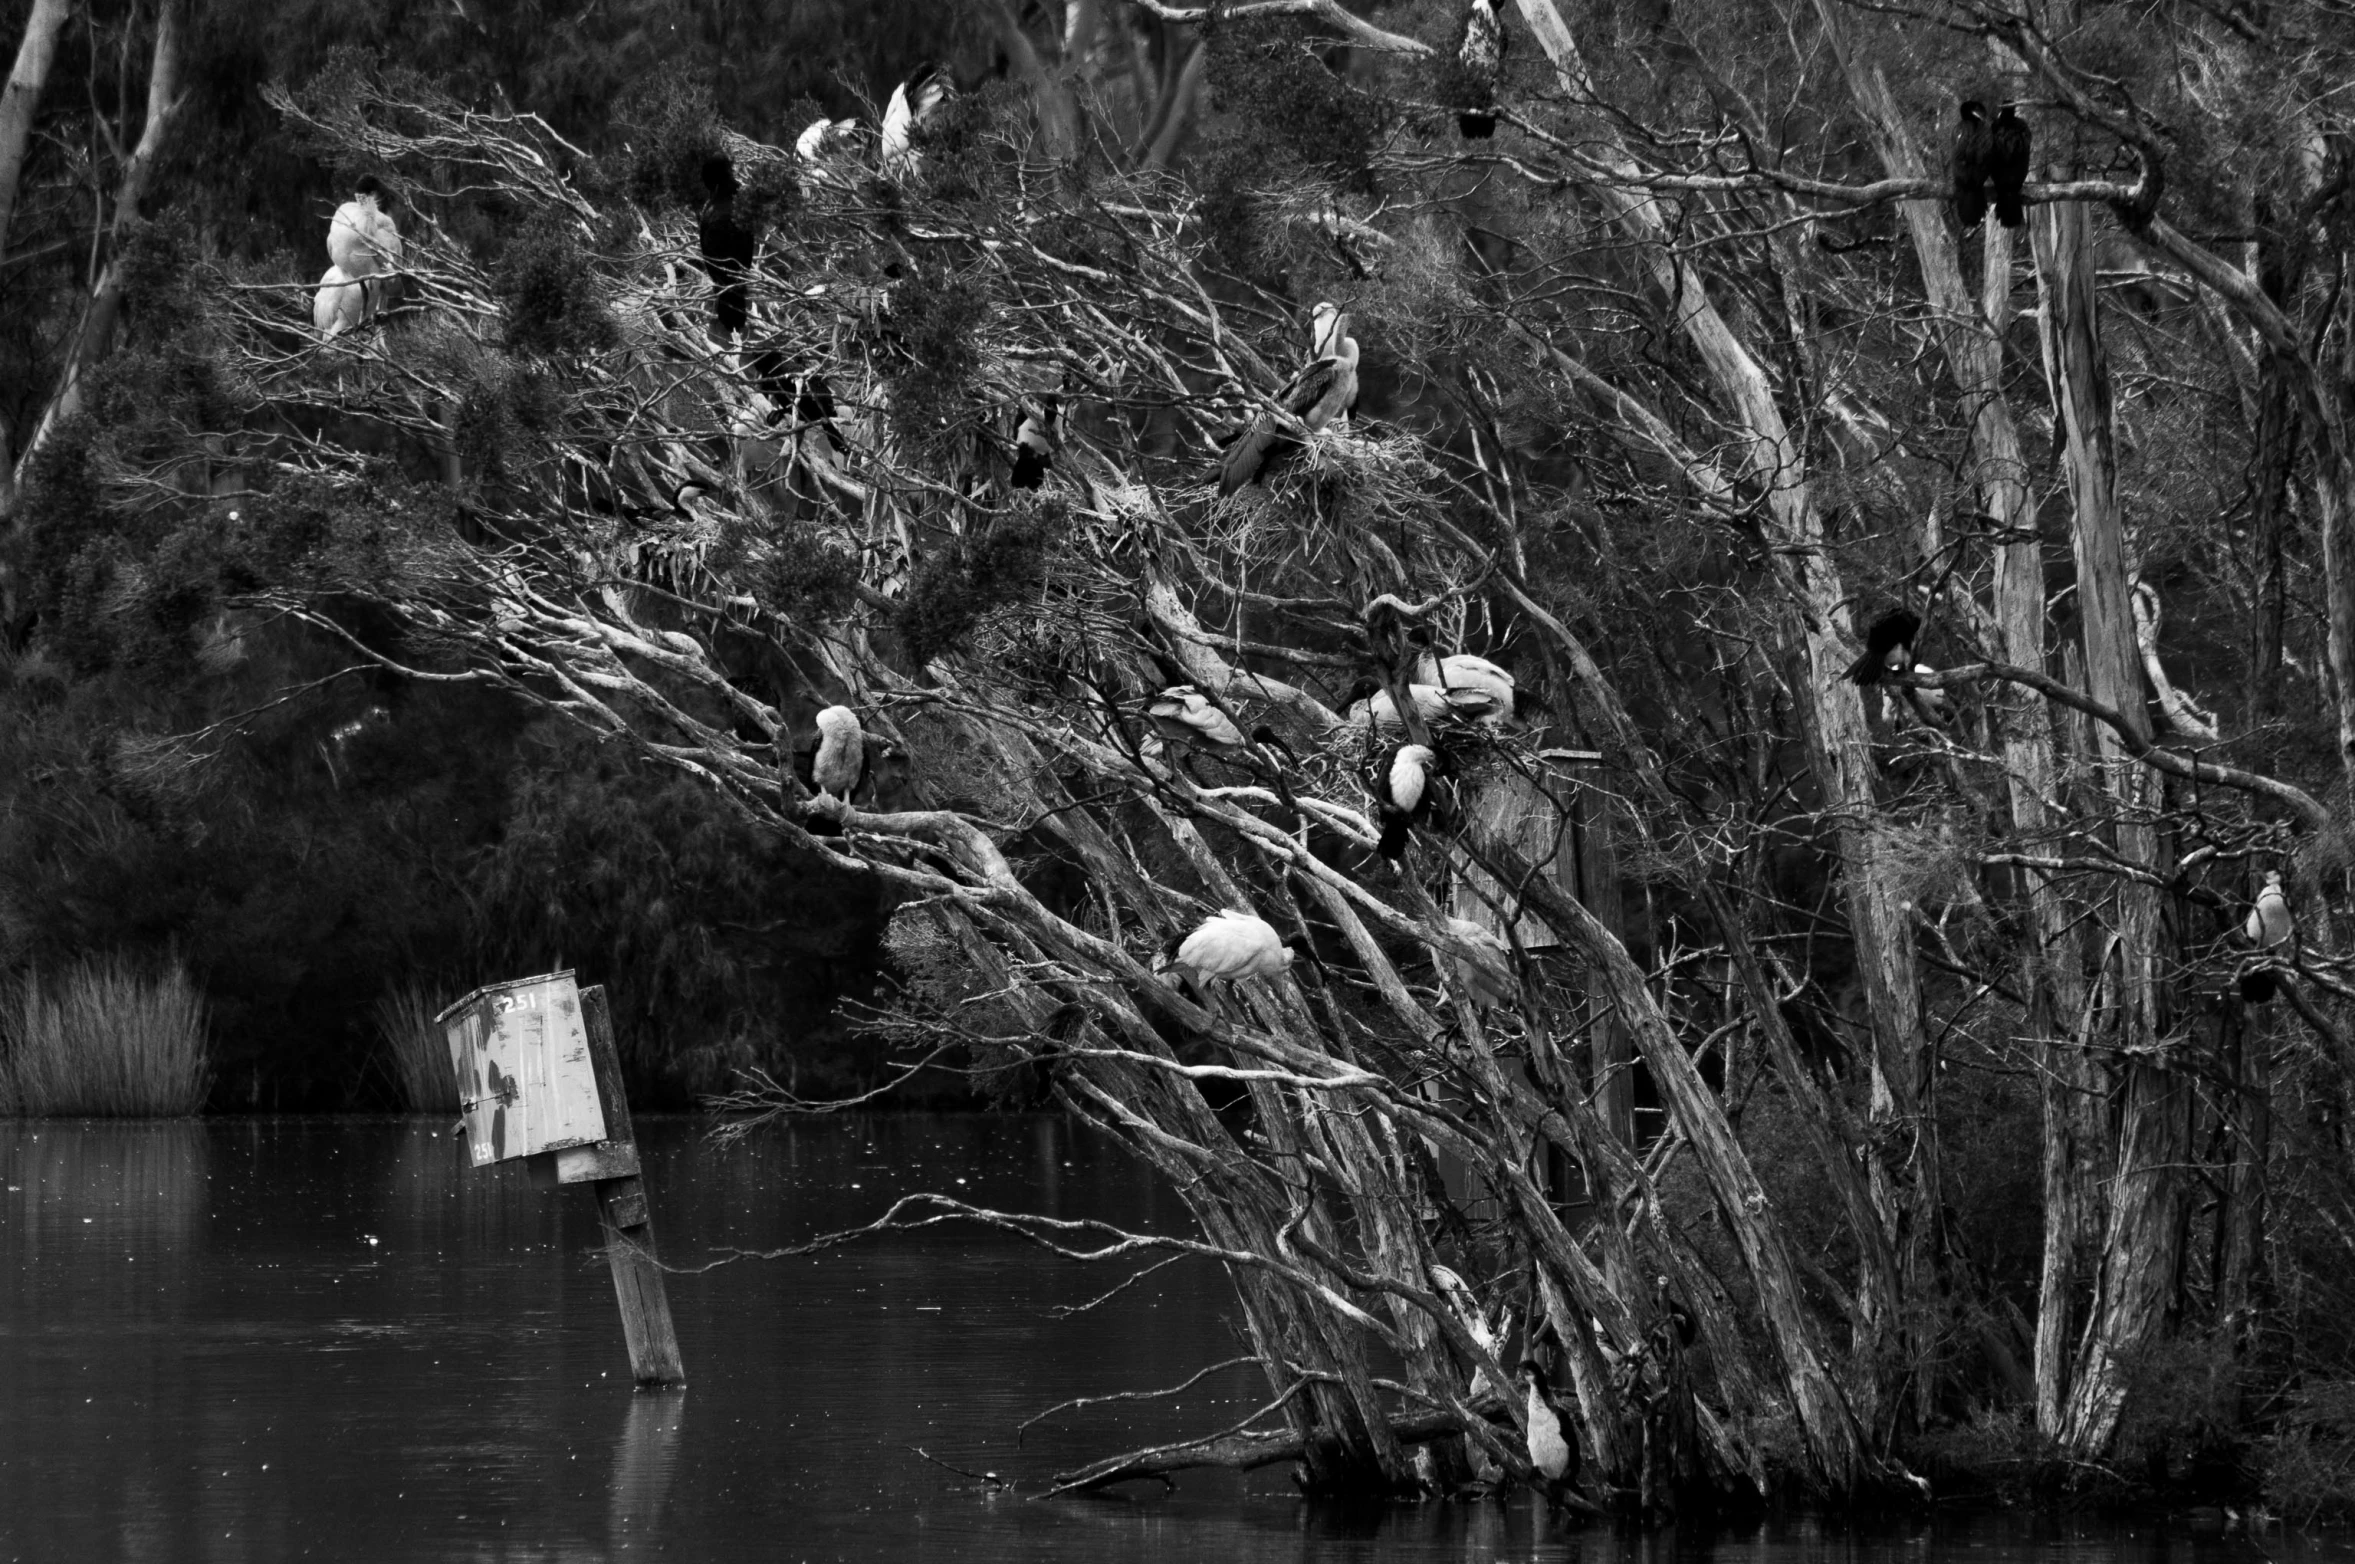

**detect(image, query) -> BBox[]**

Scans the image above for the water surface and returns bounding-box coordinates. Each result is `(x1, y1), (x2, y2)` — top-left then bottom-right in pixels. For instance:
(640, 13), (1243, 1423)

(0, 1115), (2341, 1562)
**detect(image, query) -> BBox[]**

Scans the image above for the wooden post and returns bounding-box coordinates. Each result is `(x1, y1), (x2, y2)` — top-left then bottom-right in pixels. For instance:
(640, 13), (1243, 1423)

(578, 985), (686, 1387)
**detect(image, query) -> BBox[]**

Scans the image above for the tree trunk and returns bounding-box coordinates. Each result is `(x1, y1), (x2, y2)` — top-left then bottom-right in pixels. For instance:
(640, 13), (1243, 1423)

(2034, 193), (2187, 1460)
(15, 0), (188, 478)
(0, 0), (69, 267)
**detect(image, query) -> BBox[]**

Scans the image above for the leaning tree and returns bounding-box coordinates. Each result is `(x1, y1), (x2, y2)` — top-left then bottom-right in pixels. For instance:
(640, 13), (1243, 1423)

(20, 0), (2355, 1511)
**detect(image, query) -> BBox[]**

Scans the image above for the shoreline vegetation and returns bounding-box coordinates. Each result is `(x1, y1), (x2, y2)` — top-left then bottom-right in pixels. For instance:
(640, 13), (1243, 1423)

(7, 0), (2355, 1535)
(0, 956), (210, 1117)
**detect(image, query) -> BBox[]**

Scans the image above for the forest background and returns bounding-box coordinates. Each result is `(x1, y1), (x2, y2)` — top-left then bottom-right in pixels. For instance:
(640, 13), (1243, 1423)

(10, 0), (2355, 1517)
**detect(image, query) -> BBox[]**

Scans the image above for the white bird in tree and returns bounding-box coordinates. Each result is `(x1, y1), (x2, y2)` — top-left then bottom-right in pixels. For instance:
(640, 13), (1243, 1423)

(313, 265), (367, 339)
(1149, 685), (1246, 750)
(1457, 0), (1506, 139)
(880, 64), (950, 178)
(1373, 742), (1444, 860)
(1218, 303), (1361, 496)
(1414, 648), (1520, 725)
(811, 705), (866, 799)
(1442, 916), (1516, 1006)
(1168, 910), (1293, 981)
(1516, 1360), (1580, 1494)
(1345, 676), (1502, 731)
(1010, 396), (1062, 490)
(2241, 870), (2294, 1004)
(2247, 871), (2292, 948)
(796, 115), (859, 162)
(326, 175), (401, 324)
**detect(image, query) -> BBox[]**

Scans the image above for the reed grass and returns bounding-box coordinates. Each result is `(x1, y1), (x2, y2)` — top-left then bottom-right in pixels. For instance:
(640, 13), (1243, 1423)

(373, 980), (459, 1113)
(2, 955), (212, 1116)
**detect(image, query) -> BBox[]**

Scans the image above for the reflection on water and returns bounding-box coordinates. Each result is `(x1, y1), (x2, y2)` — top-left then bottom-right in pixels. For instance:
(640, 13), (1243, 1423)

(0, 1116), (2338, 1563)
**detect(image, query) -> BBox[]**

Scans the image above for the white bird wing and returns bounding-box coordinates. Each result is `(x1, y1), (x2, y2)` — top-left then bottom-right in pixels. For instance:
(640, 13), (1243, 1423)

(327, 202), (375, 275)
(313, 266), (361, 336)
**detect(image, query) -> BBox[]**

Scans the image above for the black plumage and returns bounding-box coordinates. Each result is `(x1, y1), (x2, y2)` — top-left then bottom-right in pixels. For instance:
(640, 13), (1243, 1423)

(1989, 106), (2031, 229)
(2239, 970), (2280, 1004)
(696, 154), (757, 339)
(1845, 609), (1920, 687)
(1372, 742), (1444, 860)
(1952, 101), (1991, 230)
(1010, 395), (1060, 490)
(1457, 0), (1505, 139)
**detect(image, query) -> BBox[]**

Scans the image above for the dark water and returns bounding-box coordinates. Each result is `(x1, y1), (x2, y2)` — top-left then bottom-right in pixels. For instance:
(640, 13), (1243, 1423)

(0, 1115), (2344, 1563)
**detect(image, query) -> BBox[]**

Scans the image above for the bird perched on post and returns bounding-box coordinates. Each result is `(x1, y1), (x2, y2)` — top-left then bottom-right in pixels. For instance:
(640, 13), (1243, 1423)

(696, 152), (757, 340)
(2240, 870), (2293, 1003)
(1457, 0), (1506, 138)
(1516, 1359), (1580, 1497)
(1149, 685), (1247, 751)
(1989, 105), (2031, 229)
(811, 705), (867, 800)
(1010, 396), (1062, 490)
(327, 175), (401, 324)
(1952, 101), (1992, 229)
(881, 64), (951, 179)
(1845, 608), (1921, 687)
(1218, 303), (1361, 497)
(1373, 742), (1446, 859)
(1166, 910), (1293, 981)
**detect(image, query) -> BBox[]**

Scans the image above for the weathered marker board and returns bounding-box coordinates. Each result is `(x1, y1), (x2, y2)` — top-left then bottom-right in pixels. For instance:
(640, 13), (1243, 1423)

(438, 972), (685, 1387)
(442, 972), (607, 1164)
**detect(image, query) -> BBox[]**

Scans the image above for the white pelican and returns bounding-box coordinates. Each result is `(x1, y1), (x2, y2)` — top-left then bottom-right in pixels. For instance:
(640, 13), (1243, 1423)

(1148, 686), (1245, 750)
(313, 265), (366, 339)
(1516, 1360), (1579, 1493)
(812, 705), (865, 799)
(1169, 910), (1292, 981)
(1217, 303), (1361, 496)
(327, 175), (401, 323)
(1442, 916), (1515, 1006)
(880, 64), (950, 178)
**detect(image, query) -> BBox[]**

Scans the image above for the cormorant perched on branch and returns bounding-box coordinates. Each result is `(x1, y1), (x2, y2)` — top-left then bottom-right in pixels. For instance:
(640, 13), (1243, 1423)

(1372, 742), (1444, 859)
(696, 153), (757, 340)
(2240, 870), (2293, 1003)
(1989, 105), (2031, 229)
(1458, 0), (1506, 139)
(1952, 101), (1992, 230)
(1844, 608), (1920, 687)
(1010, 396), (1061, 489)
(1217, 303), (1360, 496)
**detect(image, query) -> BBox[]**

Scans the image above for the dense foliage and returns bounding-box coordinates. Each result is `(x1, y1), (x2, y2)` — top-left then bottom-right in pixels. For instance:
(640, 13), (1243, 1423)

(11, 0), (2355, 1523)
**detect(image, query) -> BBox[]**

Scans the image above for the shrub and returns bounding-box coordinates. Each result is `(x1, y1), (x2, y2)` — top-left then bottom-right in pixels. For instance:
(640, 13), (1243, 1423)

(371, 980), (458, 1114)
(2, 955), (211, 1116)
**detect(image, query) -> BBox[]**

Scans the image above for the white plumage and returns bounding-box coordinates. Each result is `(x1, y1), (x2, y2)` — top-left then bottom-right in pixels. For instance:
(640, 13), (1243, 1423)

(796, 116), (858, 161)
(1348, 681), (1460, 730)
(1149, 685), (1245, 749)
(313, 265), (366, 339)
(880, 69), (948, 177)
(1443, 916), (1516, 1006)
(326, 178), (400, 324)
(1172, 910), (1292, 981)
(812, 705), (865, 799)
(1518, 1362), (1573, 1482)
(2247, 871), (2292, 948)
(1387, 744), (1436, 813)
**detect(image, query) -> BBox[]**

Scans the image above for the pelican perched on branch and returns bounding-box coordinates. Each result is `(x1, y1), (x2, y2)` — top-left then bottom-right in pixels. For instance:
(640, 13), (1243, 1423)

(1217, 303), (1360, 497)
(326, 175), (401, 324)
(1166, 910), (1293, 981)
(812, 705), (866, 799)
(1149, 686), (1245, 751)
(2241, 870), (2293, 1003)
(880, 63), (950, 178)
